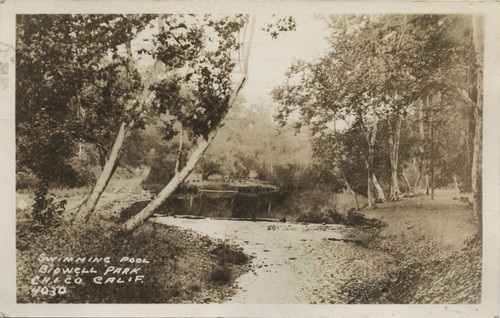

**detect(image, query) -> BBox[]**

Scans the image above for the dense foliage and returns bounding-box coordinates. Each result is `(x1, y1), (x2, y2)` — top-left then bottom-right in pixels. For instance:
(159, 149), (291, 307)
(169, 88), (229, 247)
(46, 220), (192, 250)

(16, 15), (150, 187)
(273, 14), (481, 204)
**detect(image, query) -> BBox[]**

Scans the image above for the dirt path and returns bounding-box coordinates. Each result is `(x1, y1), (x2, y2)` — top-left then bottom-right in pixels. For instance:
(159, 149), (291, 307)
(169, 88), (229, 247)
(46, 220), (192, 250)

(152, 217), (396, 304)
(358, 190), (481, 303)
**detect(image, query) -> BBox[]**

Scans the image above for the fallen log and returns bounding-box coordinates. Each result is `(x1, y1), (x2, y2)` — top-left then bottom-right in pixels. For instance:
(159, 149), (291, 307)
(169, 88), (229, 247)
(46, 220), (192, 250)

(156, 215), (283, 223)
(213, 217), (282, 223)
(173, 215), (206, 220)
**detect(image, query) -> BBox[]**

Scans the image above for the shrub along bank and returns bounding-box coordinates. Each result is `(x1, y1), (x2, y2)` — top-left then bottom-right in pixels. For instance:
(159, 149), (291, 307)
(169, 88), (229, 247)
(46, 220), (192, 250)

(16, 201), (250, 303)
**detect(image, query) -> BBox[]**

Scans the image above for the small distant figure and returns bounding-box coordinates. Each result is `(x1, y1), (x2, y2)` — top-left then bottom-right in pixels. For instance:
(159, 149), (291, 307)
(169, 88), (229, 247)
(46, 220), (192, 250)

(280, 217), (286, 223)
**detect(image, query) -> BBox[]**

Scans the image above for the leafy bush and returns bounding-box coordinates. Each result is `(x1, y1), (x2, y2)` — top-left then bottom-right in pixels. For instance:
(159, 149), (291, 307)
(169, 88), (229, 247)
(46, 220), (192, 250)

(297, 208), (384, 228)
(68, 151), (100, 187)
(31, 183), (66, 227)
(345, 210), (368, 226)
(297, 210), (334, 224)
(212, 243), (249, 265)
(296, 208), (344, 224)
(16, 167), (40, 190)
(209, 265), (233, 285)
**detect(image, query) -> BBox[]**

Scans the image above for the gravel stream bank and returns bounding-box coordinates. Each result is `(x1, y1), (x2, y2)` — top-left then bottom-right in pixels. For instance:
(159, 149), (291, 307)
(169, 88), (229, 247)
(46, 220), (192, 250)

(152, 217), (396, 303)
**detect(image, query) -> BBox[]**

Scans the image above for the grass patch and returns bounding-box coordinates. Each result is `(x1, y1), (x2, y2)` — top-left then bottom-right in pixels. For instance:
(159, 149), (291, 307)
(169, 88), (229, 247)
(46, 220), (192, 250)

(17, 208), (249, 303)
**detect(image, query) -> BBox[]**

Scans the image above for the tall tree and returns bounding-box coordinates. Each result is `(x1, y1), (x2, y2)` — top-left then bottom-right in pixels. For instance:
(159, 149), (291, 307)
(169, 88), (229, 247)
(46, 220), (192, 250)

(274, 15), (406, 208)
(120, 15), (256, 233)
(73, 15), (161, 223)
(273, 14), (478, 209)
(16, 15), (145, 187)
(471, 16), (483, 219)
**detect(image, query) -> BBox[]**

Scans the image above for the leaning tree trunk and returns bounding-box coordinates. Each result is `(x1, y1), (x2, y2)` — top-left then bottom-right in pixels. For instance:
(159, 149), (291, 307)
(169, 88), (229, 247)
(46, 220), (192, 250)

(73, 122), (129, 223)
(471, 15), (483, 219)
(373, 174), (386, 203)
(430, 101), (435, 200)
(120, 16), (256, 234)
(121, 130), (222, 233)
(73, 35), (164, 223)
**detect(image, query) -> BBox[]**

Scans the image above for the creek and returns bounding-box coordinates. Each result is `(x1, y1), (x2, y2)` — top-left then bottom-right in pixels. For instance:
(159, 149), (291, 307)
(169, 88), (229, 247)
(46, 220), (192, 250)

(154, 190), (287, 219)
(152, 216), (396, 303)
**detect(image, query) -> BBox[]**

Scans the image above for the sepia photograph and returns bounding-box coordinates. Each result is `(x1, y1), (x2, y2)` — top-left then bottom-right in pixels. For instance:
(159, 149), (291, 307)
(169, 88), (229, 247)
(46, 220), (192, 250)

(1, 1), (499, 317)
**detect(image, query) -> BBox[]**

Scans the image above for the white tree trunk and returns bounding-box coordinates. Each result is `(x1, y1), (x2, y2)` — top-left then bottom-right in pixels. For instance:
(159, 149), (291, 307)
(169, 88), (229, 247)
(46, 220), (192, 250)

(413, 99), (425, 193)
(472, 16), (483, 219)
(73, 122), (128, 223)
(121, 131), (220, 233)
(402, 169), (411, 194)
(73, 28), (165, 223)
(389, 115), (402, 201)
(366, 108), (378, 209)
(373, 174), (386, 203)
(453, 173), (460, 199)
(413, 157), (421, 193)
(120, 15), (256, 234)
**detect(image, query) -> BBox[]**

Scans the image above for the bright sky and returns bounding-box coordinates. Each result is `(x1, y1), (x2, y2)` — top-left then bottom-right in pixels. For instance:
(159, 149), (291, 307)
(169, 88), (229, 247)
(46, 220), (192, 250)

(241, 15), (330, 107)
(132, 14), (331, 113)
